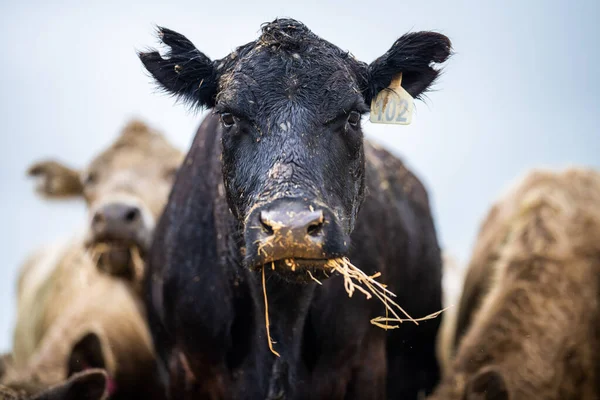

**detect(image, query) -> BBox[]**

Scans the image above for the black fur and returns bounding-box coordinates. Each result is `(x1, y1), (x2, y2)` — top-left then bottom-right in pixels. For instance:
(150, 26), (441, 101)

(140, 18), (450, 399)
(366, 31), (452, 102)
(139, 27), (218, 108)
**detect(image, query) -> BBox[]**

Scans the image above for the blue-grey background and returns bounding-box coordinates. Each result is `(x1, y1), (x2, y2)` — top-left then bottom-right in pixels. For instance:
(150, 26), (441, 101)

(0, 0), (598, 351)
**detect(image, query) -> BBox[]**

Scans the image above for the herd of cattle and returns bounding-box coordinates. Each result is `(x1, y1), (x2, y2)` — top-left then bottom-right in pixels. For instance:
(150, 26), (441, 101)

(1, 18), (598, 400)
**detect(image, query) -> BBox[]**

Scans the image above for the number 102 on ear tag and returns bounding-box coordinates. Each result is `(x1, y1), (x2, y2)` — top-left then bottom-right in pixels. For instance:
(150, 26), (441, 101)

(370, 73), (414, 125)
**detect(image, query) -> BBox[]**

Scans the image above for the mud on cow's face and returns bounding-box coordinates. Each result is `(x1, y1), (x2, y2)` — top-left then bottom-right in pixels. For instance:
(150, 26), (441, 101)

(27, 120), (183, 277)
(140, 18), (451, 280)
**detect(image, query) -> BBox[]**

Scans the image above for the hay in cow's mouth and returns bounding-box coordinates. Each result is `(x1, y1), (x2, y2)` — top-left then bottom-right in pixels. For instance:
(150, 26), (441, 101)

(261, 258), (329, 271)
(261, 257), (450, 357)
(255, 258), (331, 284)
(324, 257), (450, 329)
(88, 243), (144, 282)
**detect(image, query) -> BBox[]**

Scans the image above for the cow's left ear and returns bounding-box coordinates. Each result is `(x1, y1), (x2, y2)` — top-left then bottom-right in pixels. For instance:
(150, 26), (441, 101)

(139, 27), (219, 109)
(365, 31), (452, 103)
(27, 160), (84, 199)
(30, 369), (108, 400)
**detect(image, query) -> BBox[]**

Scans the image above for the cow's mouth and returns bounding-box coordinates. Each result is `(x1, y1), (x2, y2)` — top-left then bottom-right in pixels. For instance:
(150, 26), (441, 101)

(256, 258), (333, 283)
(87, 240), (146, 281)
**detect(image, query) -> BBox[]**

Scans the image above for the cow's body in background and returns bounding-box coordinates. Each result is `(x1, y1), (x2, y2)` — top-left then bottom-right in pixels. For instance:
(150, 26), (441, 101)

(428, 168), (600, 400)
(4, 238), (161, 400)
(4, 119), (183, 399)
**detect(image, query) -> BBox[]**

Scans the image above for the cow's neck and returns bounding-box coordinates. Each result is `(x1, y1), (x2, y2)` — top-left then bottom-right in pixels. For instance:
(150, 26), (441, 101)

(260, 271), (315, 398)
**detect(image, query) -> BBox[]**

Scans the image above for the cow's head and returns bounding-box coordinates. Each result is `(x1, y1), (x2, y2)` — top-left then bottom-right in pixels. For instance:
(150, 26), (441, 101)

(140, 18), (451, 280)
(1, 368), (108, 400)
(26, 370), (108, 400)
(27, 120), (183, 277)
(0, 333), (111, 400)
(427, 366), (511, 400)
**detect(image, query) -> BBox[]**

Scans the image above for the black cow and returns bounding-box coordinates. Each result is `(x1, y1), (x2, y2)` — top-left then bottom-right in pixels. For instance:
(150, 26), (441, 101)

(139, 18), (451, 400)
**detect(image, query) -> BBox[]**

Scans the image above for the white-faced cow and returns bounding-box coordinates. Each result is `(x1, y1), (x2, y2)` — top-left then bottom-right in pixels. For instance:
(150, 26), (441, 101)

(7, 119), (183, 399)
(428, 168), (600, 400)
(26, 119), (183, 284)
(139, 18), (451, 399)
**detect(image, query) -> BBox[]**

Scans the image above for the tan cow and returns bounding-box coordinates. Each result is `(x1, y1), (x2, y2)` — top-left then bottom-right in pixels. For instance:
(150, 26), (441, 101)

(5, 119), (183, 399)
(428, 168), (600, 400)
(26, 119), (182, 282)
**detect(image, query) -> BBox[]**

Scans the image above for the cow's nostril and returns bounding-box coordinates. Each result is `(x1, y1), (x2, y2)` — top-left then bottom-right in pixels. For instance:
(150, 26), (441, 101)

(307, 221), (324, 237)
(259, 216), (275, 235)
(124, 208), (140, 223)
(92, 212), (104, 225)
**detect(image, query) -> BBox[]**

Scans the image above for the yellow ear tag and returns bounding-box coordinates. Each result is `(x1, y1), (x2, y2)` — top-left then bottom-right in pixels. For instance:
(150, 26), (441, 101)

(370, 73), (414, 125)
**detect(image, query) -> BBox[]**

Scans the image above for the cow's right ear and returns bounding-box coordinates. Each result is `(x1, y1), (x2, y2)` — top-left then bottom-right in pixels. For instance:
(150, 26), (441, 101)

(30, 369), (108, 400)
(27, 160), (83, 199)
(465, 365), (510, 400)
(139, 26), (219, 109)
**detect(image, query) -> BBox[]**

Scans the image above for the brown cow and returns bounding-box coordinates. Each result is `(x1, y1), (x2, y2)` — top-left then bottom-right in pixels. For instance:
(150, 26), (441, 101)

(428, 168), (600, 400)
(6, 119), (183, 399)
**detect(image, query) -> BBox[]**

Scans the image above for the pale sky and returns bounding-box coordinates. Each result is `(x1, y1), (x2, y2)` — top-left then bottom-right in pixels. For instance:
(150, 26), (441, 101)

(0, 0), (598, 351)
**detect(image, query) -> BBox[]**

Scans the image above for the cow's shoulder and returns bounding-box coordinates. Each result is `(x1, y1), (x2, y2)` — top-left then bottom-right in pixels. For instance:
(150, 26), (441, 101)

(364, 140), (430, 212)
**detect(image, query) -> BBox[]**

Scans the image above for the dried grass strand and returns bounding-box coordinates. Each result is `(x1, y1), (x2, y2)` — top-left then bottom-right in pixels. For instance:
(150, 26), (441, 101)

(88, 243), (112, 266)
(262, 267), (280, 357)
(130, 246), (145, 281)
(325, 257), (448, 330)
(307, 270), (322, 285)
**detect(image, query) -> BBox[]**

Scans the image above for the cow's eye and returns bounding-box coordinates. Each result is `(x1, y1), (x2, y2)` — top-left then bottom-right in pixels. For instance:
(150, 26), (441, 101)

(82, 171), (97, 186)
(220, 113), (235, 128)
(347, 111), (361, 126)
(165, 166), (178, 181)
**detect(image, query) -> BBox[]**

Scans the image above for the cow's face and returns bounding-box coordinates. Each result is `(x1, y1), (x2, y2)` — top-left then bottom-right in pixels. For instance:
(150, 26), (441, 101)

(140, 18), (451, 281)
(27, 120), (183, 275)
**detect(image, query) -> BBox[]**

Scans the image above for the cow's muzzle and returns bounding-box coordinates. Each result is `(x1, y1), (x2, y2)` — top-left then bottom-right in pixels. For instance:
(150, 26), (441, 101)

(244, 197), (349, 282)
(86, 198), (153, 278)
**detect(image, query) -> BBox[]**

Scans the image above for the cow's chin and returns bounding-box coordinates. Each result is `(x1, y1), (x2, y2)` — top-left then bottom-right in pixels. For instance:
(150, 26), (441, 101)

(255, 258), (333, 284)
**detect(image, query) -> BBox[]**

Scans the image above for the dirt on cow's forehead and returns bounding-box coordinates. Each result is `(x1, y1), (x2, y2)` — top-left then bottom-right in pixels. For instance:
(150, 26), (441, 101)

(258, 19), (319, 49)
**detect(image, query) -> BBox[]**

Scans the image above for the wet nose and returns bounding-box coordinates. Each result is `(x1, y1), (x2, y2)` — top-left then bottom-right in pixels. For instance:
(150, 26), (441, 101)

(91, 202), (142, 241)
(243, 196), (352, 270)
(259, 209), (325, 240)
